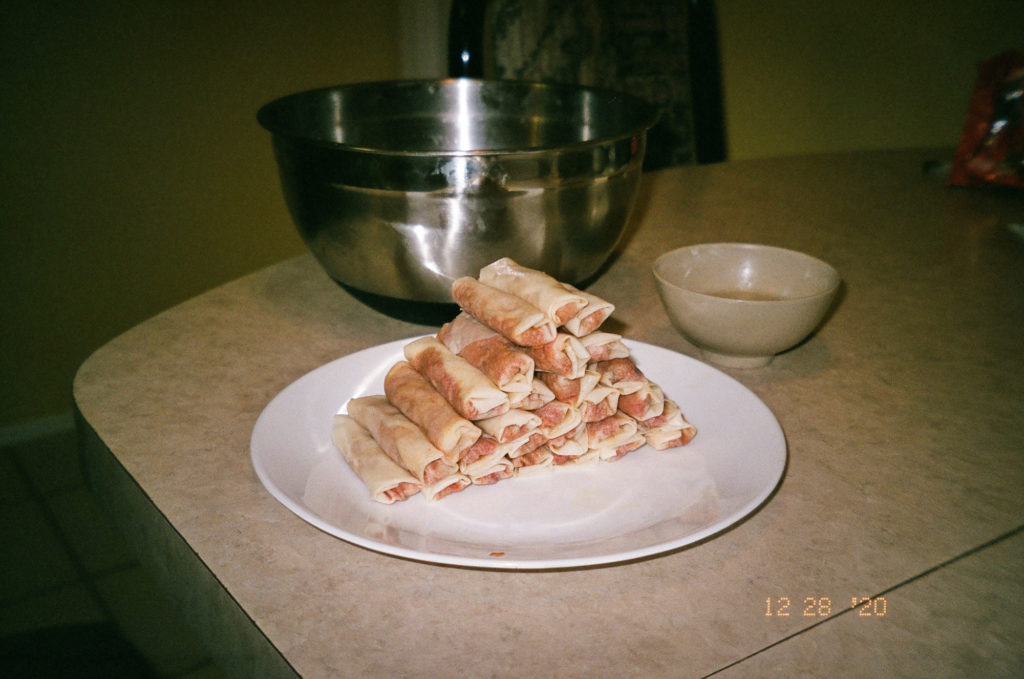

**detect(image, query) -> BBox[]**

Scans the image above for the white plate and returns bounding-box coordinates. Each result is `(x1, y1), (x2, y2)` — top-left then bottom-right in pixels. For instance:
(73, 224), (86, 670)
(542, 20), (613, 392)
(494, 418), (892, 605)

(251, 338), (786, 569)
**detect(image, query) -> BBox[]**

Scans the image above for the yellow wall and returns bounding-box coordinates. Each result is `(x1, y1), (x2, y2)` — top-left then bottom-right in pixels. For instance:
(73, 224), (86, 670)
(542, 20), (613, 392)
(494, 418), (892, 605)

(1, 1), (401, 430)
(2, 0), (1022, 431)
(718, 0), (1024, 158)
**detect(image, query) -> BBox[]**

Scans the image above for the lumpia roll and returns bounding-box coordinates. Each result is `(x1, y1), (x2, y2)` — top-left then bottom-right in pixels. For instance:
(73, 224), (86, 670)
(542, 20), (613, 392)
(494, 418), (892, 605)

(579, 332), (630, 362)
(475, 408), (543, 443)
(467, 457), (514, 485)
(513, 446), (554, 476)
(478, 257), (588, 326)
(637, 399), (697, 449)
(644, 427), (697, 451)
(508, 377), (556, 410)
(560, 283), (614, 337)
(422, 474), (472, 501)
(594, 432), (646, 461)
(618, 379), (665, 421)
(451, 277), (556, 347)
(586, 412), (640, 449)
(331, 414), (422, 504)
(346, 395), (456, 485)
(525, 332), (590, 379)
(579, 384), (619, 423)
(547, 421), (589, 458)
(438, 313), (534, 393)
(459, 442), (510, 477)
(384, 361), (481, 463)
(403, 336), (510, 420)
(534, 400), (583, 439)
(509, 430), (547, 458)
(539, 371), (601, 406)
(592, 357), (647, 395)
(458, 435), (500, 469)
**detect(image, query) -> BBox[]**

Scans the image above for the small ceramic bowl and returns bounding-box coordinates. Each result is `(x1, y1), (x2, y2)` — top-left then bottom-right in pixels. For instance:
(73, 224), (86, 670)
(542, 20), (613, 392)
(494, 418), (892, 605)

(653, 243), (841, 368)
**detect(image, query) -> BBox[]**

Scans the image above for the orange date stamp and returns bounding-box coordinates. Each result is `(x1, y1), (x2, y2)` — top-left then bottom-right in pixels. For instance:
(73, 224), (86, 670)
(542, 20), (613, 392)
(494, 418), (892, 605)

(764, 596), (887, 618)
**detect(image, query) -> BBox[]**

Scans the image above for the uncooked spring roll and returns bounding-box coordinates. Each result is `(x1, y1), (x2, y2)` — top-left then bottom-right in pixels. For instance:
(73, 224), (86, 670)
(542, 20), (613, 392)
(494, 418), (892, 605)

(525, 332), (590, 379)
(560, 283), (614, 337)
(346, 395), (457, 485)
(438, 313), (535, 393)
(533, 400), (583, 439)
(579, 384), (620, 422)
(422, 474), (473, 501)
(451, 277), (556, 347)
(547, 422), (589, 460)
(594, 432), (646, 461)
(513, 445), (554, 476)
(403, 336), (510, 420)
(384, 361), (481, 463)
(458, 435), (500, 469)
(539, 371), (601, 406)
(618, 379), (666, 421)
(467, 456), (515, 485)
(637, 399), (697, 449)
(478, 257), (589, 326)
(579, 332), (630, 362)
(331, 414), (422, 504)
(592, 357), (647, 394)
(586, 412), (639, 449)
(508, 377), (556, 410)
(475, 408), (542, 443)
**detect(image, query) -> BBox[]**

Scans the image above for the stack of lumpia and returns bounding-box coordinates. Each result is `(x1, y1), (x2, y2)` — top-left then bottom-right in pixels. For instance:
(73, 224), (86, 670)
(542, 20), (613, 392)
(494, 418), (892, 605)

(334, 257), (697, 503)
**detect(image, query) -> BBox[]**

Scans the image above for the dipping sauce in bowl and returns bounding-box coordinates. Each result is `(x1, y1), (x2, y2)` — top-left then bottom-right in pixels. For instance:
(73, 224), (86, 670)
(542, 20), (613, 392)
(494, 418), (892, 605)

(653, 243), (841, 368)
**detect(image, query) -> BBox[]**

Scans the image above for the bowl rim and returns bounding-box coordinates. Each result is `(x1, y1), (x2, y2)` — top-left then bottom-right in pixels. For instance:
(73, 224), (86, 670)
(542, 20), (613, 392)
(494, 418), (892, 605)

(256, 77), (661, 158)
(653, 242), (841, 303)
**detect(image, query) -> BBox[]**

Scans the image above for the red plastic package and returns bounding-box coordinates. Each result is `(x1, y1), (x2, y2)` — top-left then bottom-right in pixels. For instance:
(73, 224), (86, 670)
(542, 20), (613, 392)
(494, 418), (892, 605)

(947, 50), (1024, 189)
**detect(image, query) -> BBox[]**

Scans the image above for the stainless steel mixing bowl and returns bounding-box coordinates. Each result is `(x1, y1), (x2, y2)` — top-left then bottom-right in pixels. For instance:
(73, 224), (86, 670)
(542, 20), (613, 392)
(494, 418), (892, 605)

(257, 78), (658, 310)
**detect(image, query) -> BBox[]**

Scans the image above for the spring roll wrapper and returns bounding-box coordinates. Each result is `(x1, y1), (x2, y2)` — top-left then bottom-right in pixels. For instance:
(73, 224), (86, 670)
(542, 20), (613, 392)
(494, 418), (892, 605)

(644, 426), (697, 450)
(384, 361), (481, 463)
(534, 400), (583, 439)
(579, 332), (630, 362)
(547, 421), (589, 457)
(467, 456), (515, 485)
(618, 380), (666, 421)
(459, 442), (510, 477)
(512, 430), (547, 458)
(637, 400), (697, 449)
(439, 314), (535, 393)
(458, 435), (499, 469)
(562, 445), (606, 466)
(586, 412), (640, 449)
(331, 415), (422, 504)
(403, 336), (510, 420)
(478, 257), (589, 326)
(637, 398), (686, 431)
(594, 432), (647, 461)
(509, 377), (556, 410)
(437, 311), (498, 352)
(513, 446), (554, 476)
(451, 277), (556, 347)
(422, 474), (472, 501)
(560, 283), (615, 337)
(475, 408), (543, 443)
(526, 333), (590, 379)
(345, 396), (455, 485)
(579, 384), (620, 423)
(592, 357), (647, 395)
(539, 370), (601, 406)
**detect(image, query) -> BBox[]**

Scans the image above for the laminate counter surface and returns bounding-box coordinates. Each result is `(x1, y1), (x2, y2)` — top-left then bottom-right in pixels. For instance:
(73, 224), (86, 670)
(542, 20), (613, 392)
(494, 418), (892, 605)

(74, 149), (1024, 677)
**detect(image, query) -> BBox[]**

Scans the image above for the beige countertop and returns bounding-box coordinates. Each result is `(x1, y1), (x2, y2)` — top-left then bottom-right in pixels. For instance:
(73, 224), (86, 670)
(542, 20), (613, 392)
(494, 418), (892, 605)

(73, 149), (1024, 678)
